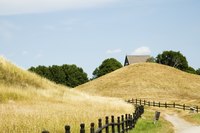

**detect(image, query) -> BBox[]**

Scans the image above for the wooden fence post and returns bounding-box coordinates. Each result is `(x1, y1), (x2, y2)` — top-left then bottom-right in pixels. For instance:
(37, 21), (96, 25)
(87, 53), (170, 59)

(130, 115), (133, 129)
(140, 99), (142, 105)
(153, 101), (155, 106)
(121, 115), (125, 133)
(159, 102), (160, 107)
(117, 117), (120, 133)
(132, 113), (136, 126)
(111, 116), (115, 133)
(197, 106), (199, 113)
(65, 125), (70, 133)
(132, 98), (134, 103)
(105, 116), (109, 133)
(165, 102), (167, 108)
(148, 101), (150, 106)
(173, 102), (175, 108)
(125, 114), (128, 132)
(90, 123), (95, 133)
(183, 104), (185, 110)
(98, 119), (102, 133)
(80, 123), (85, 133)
(136, 99), (138, 105)
(144, 100), (146, 105)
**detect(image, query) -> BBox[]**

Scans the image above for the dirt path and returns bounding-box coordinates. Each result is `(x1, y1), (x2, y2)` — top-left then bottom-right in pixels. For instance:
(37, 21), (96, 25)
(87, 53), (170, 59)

(164, 114), (200, 133)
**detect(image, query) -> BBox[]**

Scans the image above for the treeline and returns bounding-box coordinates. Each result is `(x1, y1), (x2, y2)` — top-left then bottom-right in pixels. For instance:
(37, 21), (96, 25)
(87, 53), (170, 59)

(28, 64), (88, 87)
(147, 50), (200, 75)
(28, 50), (200, 88)
(28, 58), (123, 87)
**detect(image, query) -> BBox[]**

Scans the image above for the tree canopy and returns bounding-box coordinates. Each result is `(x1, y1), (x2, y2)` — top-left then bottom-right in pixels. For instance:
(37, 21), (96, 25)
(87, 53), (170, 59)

(28, 64), (88, 88)
(156, 50), (188, 71)
(92, 58), (122, 79)
(196, 68), (200, 75)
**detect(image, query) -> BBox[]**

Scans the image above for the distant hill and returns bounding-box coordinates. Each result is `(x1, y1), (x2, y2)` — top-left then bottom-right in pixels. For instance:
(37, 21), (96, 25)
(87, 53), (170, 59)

(76, 63), (200, 105)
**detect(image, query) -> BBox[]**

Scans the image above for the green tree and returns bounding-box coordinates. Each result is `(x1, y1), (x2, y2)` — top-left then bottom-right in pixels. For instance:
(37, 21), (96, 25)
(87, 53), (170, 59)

(61, 64), (88, 87)
(185, 66), (196, 74)
(156, 51), (188, 71)
(196, 68), (200, 75)
(28, 65), (53, 80)
(93, 58), (122, 79)
(49, 65), (66, 84)
(29, 64), (88, 87)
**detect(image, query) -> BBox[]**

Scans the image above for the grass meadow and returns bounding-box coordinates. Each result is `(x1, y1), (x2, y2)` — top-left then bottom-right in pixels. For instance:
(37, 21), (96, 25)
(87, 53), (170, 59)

(1, 57), (200, 133)
(0, 57), (133, 132)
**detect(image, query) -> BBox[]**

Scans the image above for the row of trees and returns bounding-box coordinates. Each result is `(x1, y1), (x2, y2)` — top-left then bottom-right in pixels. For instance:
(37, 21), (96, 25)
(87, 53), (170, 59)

(29, 50), (200, 88)
(28, 58), (123, 87)
(29, 64), (88, 87)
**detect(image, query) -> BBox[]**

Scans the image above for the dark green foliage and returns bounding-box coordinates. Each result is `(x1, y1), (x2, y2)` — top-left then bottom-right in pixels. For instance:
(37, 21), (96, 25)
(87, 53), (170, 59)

(185, 66), (196, 74)
(61, 64), (88, 87)
(146, 57), (156, 63)
(29, 66), (53, 80)
(28, 64), (88, 88)
(156, 51), (188, 71)
(196, 68), (200, 75)
(49, 65), (66, 84)
(93, 58), (122, 79)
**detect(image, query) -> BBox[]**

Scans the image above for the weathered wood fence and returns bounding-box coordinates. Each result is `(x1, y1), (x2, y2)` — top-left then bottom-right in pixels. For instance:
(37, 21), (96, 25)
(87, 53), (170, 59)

(42, 105), (144, 133)
(127, 98), (199, 113)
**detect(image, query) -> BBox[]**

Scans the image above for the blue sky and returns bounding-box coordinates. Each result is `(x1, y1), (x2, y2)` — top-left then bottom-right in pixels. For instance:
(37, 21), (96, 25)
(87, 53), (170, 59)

(0, 0), (200, 77)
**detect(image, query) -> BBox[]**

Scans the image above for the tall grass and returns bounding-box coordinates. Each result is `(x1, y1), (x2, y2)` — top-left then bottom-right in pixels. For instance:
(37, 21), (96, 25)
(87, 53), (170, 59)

(0, 57), (134, 132)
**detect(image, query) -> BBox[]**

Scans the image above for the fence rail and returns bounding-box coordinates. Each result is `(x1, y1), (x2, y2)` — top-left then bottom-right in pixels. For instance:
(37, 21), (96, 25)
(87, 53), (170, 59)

(127, 98), (199, 113)
(42, 105), (144, 133)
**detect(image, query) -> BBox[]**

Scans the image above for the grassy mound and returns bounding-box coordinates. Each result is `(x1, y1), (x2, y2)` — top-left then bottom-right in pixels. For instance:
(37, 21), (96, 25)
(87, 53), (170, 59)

(76, 63), (200, 105)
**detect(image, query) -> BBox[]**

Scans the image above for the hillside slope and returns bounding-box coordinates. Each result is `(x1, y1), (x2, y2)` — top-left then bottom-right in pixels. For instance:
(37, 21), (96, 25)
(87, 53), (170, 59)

(0, 57), (133, 132)
(76, 63), (200, 104)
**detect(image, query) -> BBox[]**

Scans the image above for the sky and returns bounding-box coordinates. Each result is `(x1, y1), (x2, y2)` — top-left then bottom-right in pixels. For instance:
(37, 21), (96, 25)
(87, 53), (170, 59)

(0, 0), (200, 78)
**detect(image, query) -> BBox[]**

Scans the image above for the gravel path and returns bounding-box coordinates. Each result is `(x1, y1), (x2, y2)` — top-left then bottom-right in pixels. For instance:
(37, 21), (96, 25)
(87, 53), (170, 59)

(164, 114), (200, 133)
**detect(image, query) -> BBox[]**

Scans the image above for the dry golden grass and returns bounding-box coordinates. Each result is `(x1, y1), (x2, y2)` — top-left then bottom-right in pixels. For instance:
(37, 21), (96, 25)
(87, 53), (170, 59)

(76, 63), (200, 106)
(0, 57), (133, 132)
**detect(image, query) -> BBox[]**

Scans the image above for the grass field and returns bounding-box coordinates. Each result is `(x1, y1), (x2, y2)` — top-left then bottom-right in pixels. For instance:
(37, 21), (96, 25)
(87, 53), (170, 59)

(76, 63), (200, 106)
(1, 57), (200, 132)
(0, 57), (133, 132)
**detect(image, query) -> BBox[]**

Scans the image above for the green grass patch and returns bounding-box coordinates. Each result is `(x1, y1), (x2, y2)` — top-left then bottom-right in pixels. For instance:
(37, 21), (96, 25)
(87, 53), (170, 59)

(130, 110), (173, 133)
(184, 113), (200, 124)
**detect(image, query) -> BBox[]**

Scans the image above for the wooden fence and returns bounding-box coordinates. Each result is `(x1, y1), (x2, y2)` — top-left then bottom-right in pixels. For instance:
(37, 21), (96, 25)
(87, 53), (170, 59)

(127, 98), (199, 113)
(42, 105), (144, 133)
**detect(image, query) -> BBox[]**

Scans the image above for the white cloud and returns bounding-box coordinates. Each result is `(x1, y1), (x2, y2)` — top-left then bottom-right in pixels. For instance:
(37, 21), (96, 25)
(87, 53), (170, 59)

(106, 49), (122, 54)
(0, 0), (118, 16)
(132, 46), (151, 55)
